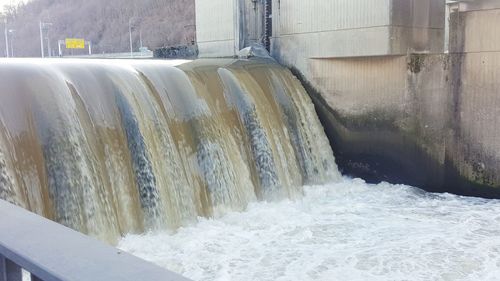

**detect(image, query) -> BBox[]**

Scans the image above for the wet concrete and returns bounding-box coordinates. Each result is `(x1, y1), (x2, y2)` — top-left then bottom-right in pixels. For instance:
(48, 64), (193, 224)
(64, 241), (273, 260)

(291, 50), (500, 199)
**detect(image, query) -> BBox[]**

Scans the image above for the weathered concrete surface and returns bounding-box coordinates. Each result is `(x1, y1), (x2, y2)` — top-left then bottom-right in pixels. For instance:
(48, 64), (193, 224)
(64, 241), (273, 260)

(195, 0), (266, 57)
(445, 52), (500, 197)
(293, 55), (449, 193)
(195, 0), (238, 57)
(281, 4), (500, 198)
(196, 0), (446, 58)
(270, 0), (445, 62)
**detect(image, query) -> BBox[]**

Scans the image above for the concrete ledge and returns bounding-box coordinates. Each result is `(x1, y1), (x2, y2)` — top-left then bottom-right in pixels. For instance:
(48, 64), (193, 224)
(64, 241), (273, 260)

(0, 200), (190, 281)
(198, 40), (236, 57)
(272, 25), (444, 60)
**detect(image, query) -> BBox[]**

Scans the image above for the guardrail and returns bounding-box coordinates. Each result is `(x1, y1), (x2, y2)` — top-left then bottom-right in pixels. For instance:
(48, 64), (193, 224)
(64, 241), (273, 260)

(66, 51), (154, 59)
(0, 200), (190, 281)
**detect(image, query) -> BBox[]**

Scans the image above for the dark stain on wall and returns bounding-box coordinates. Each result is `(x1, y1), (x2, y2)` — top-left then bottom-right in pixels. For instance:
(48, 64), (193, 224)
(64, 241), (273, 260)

(290, 66), (500, 199)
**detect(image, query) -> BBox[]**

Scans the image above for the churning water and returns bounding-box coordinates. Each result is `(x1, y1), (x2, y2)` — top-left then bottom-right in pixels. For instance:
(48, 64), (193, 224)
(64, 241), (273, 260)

(120, 178), (500, 281)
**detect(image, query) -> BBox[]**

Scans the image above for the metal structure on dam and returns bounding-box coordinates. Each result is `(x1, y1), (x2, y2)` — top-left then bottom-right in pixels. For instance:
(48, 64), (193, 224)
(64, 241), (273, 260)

(196, 0), (500, 198)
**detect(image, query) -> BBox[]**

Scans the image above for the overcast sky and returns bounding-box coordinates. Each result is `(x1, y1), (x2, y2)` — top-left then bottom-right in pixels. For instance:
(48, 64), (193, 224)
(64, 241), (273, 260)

(0, 0), (25, 12)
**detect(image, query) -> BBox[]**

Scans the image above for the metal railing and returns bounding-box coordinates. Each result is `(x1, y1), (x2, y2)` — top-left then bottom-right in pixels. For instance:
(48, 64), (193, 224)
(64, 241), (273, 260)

(0, 200), (190, 281)
(65, 51), (154, 59)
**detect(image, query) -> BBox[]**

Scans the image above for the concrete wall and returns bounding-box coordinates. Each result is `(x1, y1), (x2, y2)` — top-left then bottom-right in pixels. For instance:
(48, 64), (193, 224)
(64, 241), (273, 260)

(195, 0), (266, 57)
(195, 0), (238, 57)
(302, 54), (451, 193)
(271, 0), (445, 71)
(445, 3), (500, 195)
(280, 0), (500, 198)
(196, 0), (445, 58)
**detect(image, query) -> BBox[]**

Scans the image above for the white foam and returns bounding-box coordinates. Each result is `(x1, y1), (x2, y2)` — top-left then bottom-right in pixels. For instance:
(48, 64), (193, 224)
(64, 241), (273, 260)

(119, 178), (500, 281)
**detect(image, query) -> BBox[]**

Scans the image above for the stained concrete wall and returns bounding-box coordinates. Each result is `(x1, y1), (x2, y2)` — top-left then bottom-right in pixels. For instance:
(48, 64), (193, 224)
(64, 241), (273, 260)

(196, 0), (446, 58)
(271, 0), (445, 72)
(195, 0), (238, 57)
(280, 1), (500, 198)
(195, 0), (266, 57)
(445, 4), (500, 195)
(302, 55), (450, 193)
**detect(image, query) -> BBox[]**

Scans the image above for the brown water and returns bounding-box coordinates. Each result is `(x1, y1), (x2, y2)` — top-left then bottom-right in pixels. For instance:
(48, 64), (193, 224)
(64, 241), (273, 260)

(0, 58), (340, 243)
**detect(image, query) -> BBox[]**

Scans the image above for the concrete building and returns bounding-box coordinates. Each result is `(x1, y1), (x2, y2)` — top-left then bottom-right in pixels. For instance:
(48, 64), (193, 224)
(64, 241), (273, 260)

(195, 0), (500, 198)
(195, 0), (268, 57)
(196, 0), (445, 58)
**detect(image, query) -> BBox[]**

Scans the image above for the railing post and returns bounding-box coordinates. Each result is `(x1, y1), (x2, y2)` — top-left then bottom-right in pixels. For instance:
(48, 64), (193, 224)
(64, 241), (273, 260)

(0, 256), (4, 281)
(0, 256), (22, 281)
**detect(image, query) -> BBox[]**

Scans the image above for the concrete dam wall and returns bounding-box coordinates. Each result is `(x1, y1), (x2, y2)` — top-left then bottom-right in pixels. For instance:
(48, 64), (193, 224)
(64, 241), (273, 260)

(195, 0), (500, 198)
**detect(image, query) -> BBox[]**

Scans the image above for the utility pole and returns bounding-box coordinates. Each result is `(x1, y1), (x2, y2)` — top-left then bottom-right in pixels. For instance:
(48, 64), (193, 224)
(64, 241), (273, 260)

(139, 30), (143, 49)
(129, 18), (133, 58)
(39, 21), (44, 58)
(9, 29), (14, 57)
(58, 40), (63, 57)
(4, 18), (9, 58)
(39, 21), (52, 58)
(46, 37), (51, 57)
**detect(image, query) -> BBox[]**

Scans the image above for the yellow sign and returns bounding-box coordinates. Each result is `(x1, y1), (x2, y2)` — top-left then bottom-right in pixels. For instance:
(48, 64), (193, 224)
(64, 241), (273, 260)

(65, 38), (85, 49)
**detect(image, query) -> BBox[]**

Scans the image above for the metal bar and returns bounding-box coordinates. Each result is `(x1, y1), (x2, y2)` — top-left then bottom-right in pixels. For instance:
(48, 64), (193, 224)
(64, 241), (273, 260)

(4, 19), (9, 58)
(0, 255), (5, 281)
(0, 200), (190, 281)
(264, 0), (272, 51)
(9, 35), (13, 58)
(5, 260), (21, 281)
(139, 30), (143, 49)
(0, 256), (22, 281)
(39, 21), (44, 58)
(129, 18), (133, 58)
(58, 40), (62, 57)
(47, 37), (51, 57)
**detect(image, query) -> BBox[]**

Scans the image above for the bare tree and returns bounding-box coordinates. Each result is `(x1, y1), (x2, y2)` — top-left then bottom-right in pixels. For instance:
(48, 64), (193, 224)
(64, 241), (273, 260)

(1, 0), (195, 57)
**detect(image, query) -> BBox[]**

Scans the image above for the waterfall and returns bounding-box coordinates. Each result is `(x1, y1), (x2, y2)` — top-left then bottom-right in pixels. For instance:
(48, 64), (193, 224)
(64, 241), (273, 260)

(0, 58), (340, 243)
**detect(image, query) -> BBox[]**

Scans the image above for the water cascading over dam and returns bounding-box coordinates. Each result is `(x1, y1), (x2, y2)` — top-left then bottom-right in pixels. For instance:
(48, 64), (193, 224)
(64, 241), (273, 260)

(0, 58), (340, 243)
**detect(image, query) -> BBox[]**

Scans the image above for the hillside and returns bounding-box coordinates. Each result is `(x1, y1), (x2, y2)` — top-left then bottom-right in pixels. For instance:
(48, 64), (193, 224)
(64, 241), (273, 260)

(1, 0), (195, 57)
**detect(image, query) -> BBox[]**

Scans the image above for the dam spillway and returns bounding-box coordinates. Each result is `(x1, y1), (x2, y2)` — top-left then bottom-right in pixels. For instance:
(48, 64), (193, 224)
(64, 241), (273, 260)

(0, 58), (340, 242)
(1, 58), (500, 281)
